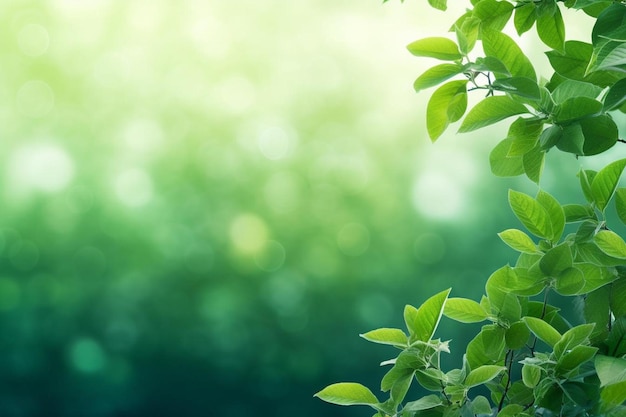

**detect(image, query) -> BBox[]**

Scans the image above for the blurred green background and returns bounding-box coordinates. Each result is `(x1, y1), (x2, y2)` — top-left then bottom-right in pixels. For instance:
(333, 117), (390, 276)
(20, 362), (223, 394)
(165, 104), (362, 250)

(0, 1), (619, 416)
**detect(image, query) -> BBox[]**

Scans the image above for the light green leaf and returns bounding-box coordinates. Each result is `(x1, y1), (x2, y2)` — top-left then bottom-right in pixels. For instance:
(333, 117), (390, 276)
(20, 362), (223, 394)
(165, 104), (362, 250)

(616, 189), (626, 225)
(591, 158), (626, 212)
(464, 365), (506, 388)
(498, 229), (538, 253)
(314, 383), (379, 406)
(444, 297), (488, 323)
(403, 395), (443, 412)
(600, 381), (626, 411)
(523, 145), (545, 184)
(483, 29), (536, 80)
(467, 325), (506, 368)
(594, 230), (626, 258)
(360, 328), (408, 347)
(546, 40), (591, 79)
(554, 323), (595, 359)
(473, 0), (513, 32)
(540, 243), (573, 276)
(536, 6), (565, 51)
(455, 16), (480, 54)
(579, 169), (597, 204)
(426, 80), (468, 141)
(578, 262), (617, 293)
(405, 288), (451, 343)
(413, 64), (464, 92)
(471, 396), (492, 415)
(490, 138), (524, 177)
(428, 0), (447, 11)
(508, 190), (552, 239)
(536, 190), (565, 242)
(506, 117), (544, 156)
(522, 316), (561, 348)
(522, 363), (541, 388)
(552, 79), (602, 104)
(596, 355), (626, 386)
(492, 77), (541, 100)
(459, 96), (529, 133)
(407, 37), (462, 60)
(556, 345), (598, 373)
(577, 242), (626, 267)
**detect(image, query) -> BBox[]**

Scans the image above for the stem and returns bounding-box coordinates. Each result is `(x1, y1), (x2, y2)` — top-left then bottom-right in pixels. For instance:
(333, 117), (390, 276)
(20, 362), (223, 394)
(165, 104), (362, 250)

(497, 350), (514, 412)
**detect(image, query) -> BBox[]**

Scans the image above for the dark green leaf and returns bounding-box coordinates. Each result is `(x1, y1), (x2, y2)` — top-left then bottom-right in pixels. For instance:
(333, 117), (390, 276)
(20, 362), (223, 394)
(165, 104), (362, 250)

(563, 204), (596, 222)
(555, 123), (585, 155)
(403, 395), (443, 412)
(492, 77), (541, 100)
(579, 114), (618, 155)
(554, 97), (602, 124)
(536, 6), (565, 51)
(540, 243), (573, 276)
(539, 125), (562, 151)
(506, 321), (531, 349)
(514, 3), (536, 36)
(552, 79), (602, 104)
(604, 78), (626, 110)
(616, 189), (626, 225)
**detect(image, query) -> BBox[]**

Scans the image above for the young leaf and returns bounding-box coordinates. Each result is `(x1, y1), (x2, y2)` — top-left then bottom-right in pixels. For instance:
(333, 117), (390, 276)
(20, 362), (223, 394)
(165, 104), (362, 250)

(594, 230), (626, 258)
(405, 288), (451, 343)
(444, 297), (488, 323)
(536, 6), (565, 51)
(498, 229), (538, 253)
(523, 316), (562, 348)
(427, 80), (468, 141)
(360, 328), (408, 347)
(490, 138), (524, 177)
(413, 63), (464, 91)
(508, 190), (552, 239)
(464, 365), (506, 388)
(314, 383), (379, 406)
(407, 37), (462, 60)
(458, 96), (529, 133)
(482, 29), (536, 80)
(522, 363), (542, 388)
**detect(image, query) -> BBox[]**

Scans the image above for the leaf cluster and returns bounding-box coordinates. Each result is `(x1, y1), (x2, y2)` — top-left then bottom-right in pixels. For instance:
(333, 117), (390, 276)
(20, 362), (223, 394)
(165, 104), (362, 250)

(316, 1), (626, 416)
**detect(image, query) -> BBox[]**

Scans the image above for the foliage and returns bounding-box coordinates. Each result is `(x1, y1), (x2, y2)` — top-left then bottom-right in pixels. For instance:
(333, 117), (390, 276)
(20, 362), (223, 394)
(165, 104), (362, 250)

(316, 1), (626, 416)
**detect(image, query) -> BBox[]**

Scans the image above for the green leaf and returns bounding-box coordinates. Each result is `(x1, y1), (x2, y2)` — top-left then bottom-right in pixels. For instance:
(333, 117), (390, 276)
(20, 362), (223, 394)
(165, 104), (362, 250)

(360, 328), (408, 347)
(505, 321), (531, 349)
(483, 29), (536, 80)
(492, 77), (541, 100)
(464, 365), (506, 388)
(579, 114), (618, 156)
(536, 6), (565, 51)
(498, 229), (537, 253)
(315, 383), (379, 406)
(403, 395), (443, 412)
(444, 298), (488, 323)
(405, 288), (451, 343)
(536, 190), (565, 242)
(555, 123), (585, 155)
(563, 204), (596, 222)
(600, 381), (626, 411)
(522, 316), (561, 348)
(467, 325), (506, 368)
(523, 145), (545, 184)
(595, 230), (626, 259)
(591, 158), (626, 212)
(556, 345), (598, 373)
(508, 190), (552, 239)
(577, 242), (626, 267)
(455, 16), (481, 54)
(506, 117), (544, 156)
(546, 40), (591, 79)
(592, 3), (626, 44)
(471, 396), (492, 415)
(554, 323), (595, 359)
(414, 64), (465, 92)
(473, 56), (511, 77)
(596, 355), (626, 387)
(616, 189), (626, 225)
(588, 40), (626, 73)
(540, 243), (573, 276)
(604, 78), (626, 111)
(539, 125), (562, 151)
(473, 0), (514, 32)
(552, 79), (602, 104)
(427, 80), (468, 141)
(459, 96), (528, 133)
(428, 0), (447, 11)
(555, 266), (586, 295)
(554, 97), (602, 123)
(585, 286), (611, 343)
(579, 169), (597, 204)
(578, 262), (616, 293)
(522, 363), (541, 388)
(514, 3), (536, 36)
(490, 138), (524, 177)
(407, 37), (462, 60)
